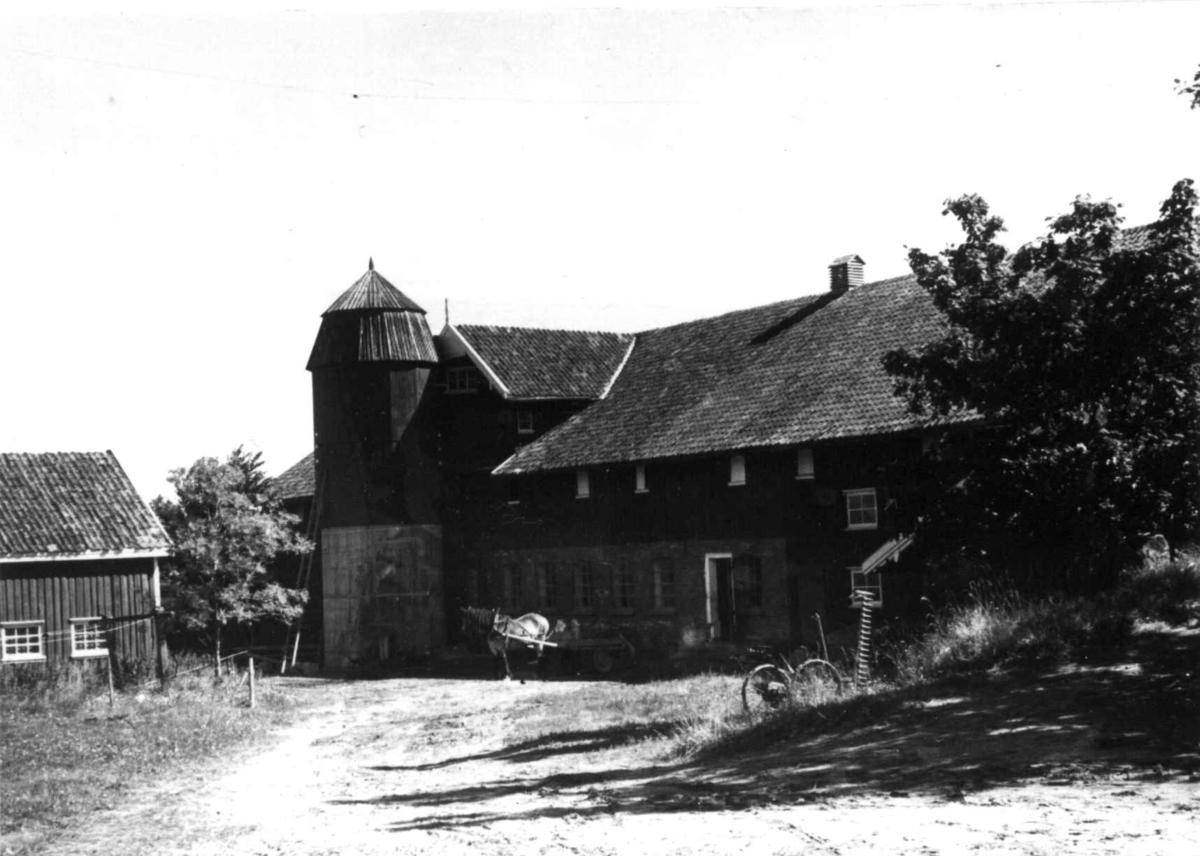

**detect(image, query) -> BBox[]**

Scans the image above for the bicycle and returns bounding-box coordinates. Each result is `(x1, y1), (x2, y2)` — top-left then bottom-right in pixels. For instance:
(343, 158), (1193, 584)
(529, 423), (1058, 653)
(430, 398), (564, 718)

(740, 644), (843, 714)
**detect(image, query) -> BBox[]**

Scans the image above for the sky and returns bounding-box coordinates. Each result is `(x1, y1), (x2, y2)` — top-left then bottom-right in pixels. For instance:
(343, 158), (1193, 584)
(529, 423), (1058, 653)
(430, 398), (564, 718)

(1, 0), (1197, 502)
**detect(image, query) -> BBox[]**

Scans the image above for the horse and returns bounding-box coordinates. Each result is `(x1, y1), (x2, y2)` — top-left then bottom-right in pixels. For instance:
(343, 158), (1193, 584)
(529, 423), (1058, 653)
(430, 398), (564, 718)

(460, 606), (556, 681)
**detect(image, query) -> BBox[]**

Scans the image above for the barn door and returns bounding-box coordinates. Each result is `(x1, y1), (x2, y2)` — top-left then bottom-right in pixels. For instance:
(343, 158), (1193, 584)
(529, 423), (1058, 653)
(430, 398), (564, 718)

(705, 554), (735, 641)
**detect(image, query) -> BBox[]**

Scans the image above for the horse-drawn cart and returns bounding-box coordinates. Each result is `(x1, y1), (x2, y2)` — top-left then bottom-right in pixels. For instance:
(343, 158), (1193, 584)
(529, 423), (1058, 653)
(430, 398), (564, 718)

(551, 633), (636, 674)
(496, 627), (637, 674)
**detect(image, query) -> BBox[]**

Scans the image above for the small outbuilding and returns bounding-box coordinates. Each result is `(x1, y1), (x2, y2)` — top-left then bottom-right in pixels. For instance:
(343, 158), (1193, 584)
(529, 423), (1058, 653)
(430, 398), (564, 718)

(0, 451), (171, 666)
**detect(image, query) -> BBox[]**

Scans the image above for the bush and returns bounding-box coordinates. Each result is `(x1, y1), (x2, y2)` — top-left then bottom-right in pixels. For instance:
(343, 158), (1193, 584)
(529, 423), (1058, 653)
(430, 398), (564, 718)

(1115, 544), (1200, 625)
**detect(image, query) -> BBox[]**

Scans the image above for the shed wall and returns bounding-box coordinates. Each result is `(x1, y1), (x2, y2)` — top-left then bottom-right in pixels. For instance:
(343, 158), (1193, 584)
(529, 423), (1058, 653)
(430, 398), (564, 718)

(0, 557), (159, 662)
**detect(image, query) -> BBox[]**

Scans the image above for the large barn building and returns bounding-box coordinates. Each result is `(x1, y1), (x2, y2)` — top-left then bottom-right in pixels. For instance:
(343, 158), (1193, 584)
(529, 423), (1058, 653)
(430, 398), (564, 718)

(280, 255), (978, 668)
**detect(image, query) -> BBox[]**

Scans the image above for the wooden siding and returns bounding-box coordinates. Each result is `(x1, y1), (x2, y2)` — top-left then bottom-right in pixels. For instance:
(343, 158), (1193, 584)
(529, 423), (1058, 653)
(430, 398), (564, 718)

(0, 557), (158, 662)
(447, 434), (928, 652)
(312, 364), (441, 529)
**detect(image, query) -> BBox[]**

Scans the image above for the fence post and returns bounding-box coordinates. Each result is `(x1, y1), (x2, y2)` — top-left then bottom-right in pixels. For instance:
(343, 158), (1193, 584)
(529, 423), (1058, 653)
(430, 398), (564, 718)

(248, 656), (256, 709)
(106, 654), (116, 707)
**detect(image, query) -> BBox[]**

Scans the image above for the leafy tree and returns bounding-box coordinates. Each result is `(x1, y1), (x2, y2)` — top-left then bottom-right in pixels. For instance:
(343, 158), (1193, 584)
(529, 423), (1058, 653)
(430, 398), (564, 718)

(1177, 64), (1200, 109)
(153, 447), (312, 674)
(884, 180), (1199, 586)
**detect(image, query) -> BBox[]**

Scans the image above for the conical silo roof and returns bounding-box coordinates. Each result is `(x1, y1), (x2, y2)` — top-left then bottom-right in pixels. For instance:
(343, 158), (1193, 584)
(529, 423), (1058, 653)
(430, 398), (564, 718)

(307, 260), (438, 369)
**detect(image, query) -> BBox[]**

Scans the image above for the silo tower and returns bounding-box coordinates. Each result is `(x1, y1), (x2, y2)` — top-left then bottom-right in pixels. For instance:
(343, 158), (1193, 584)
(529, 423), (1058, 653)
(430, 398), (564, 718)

(307, 260), (444, 666)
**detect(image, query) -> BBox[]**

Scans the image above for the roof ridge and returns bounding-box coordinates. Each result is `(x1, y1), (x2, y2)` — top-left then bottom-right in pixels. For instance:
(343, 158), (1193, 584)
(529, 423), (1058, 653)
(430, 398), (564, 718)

(455, 322), (633, 338)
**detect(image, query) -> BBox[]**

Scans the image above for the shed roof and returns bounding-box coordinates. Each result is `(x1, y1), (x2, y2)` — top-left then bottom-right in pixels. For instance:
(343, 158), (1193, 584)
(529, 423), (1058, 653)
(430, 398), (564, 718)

(447, 325), (634, 399)
(0, 451), (171, 561)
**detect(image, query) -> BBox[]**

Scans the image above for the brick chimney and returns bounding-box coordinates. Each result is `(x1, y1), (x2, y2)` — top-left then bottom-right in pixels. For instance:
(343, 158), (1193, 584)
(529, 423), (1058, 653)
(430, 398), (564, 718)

(829, 255), (865, 294)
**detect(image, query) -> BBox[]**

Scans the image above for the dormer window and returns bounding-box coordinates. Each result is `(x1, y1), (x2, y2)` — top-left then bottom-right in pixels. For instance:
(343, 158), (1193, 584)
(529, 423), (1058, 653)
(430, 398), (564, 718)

(796, 448), (815, 480)
(516, 410), (534, 434)
(446, 366), (480, 393)
(729, 454), (746, 486)
(576, 469), (591, 499)
(635, 464), (648, 494)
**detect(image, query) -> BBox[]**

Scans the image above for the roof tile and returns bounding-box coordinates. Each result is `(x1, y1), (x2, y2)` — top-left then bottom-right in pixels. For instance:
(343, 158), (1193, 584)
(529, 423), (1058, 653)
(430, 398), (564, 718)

(454, 325), (633, 399)
(0, 452), (171, 559)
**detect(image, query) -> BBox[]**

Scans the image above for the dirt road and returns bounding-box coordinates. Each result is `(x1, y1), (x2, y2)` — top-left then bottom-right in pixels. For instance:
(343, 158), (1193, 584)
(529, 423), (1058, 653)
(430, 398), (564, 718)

(39, 629), (1200, 855)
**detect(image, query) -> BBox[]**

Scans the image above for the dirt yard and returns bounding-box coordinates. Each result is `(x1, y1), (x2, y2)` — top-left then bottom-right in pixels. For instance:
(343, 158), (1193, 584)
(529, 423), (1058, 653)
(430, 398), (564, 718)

(22, 627), (1200, 856)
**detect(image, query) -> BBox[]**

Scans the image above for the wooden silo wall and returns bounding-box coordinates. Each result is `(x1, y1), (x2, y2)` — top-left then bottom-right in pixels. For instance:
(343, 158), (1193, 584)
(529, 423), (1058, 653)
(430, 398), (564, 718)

(312, 364), (440, 529)
(321, 524), (443, 667)
(0, 557), (158, 662)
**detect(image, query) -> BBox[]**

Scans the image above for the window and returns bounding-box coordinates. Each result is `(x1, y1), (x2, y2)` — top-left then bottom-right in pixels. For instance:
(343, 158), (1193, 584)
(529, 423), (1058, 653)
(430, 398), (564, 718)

(845, 488), (878, 529)
(446, 366), (480, 393)
(576, 469), (590, 499)
(729, 454), (746, 486)
(574, 561), (594, 610)
(536, 562), (558, 610)
(503, 564), (523, 609)
(613, 560), (635, 610)
(516, 410), (534, 434)
(505, 478), (521, 505)
(652, 558), (675, 610)
(733, 555), (763, 609)
(796, 448), (815, 480)
(71, 618), (108, 658)
(635, 464), (648, 494)
(1, 622), (45, 662)
(850, 568), (883, 608)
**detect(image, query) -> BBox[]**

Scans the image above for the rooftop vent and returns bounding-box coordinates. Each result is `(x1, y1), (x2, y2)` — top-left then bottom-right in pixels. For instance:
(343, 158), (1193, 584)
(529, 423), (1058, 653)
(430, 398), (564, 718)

(829, 254), (865, 294)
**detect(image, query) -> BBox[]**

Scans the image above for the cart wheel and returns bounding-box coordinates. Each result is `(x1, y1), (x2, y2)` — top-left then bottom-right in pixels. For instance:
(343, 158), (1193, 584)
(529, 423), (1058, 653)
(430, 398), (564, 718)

(793, 659), (842, 703)
(592, 648), (614, 673)
(742, 664), (790, 714)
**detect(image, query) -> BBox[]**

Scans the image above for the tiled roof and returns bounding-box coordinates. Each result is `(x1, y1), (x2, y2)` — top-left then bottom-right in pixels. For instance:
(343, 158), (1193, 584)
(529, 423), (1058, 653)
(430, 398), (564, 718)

(453, 325), (634, 399)
(0, 452), (171, 560)
(494, 274), (975, 474)
(273, 451), (315, 502)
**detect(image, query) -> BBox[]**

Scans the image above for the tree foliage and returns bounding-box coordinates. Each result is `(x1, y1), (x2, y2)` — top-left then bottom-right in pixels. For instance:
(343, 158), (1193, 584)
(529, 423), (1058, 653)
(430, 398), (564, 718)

(884, 180), (1199, 583)
(152, 447), (311, 671)
(1177, 64), (1200, 109)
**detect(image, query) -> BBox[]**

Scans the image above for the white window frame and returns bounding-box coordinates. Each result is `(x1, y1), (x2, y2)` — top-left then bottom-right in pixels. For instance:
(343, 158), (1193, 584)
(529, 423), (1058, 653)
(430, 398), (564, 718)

(576, 469), (591, 499)
(516, 410), (534, 434)
(850, 568), (883, 609)
(2, 621), (46, 662)
(845, 488), (879, 530)
(796, 447), (815, 480)
(446, 366), (480, 394)
(729, 454), (746, 486)
(70, 617), (108, 659)
(635, 464), (648, 494)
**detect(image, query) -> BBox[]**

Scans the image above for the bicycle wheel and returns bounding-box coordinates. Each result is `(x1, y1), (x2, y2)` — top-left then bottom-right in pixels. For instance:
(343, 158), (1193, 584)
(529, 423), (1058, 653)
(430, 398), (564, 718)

(742, 664), (790, 714)
(792, 659), (842, 704)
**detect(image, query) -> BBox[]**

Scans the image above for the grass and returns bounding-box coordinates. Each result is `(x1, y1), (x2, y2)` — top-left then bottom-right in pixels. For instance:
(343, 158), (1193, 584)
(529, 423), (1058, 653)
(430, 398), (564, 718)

(504, 546), (1200, 764)
(0, 654), (313, 845)
(5, 548), (1196, 845)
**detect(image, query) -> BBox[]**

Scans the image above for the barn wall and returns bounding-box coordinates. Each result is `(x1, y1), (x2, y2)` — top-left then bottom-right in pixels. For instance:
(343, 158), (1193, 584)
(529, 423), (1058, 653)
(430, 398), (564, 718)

(0, 557), (159, 663)
(474, 537), (792, 655)
(448, 436), (924, 654)
(321, 524), (443, 667)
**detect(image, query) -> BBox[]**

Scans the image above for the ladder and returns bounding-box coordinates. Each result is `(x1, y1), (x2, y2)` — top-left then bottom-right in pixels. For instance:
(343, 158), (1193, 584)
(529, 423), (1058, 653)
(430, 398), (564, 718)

(281, 473), (324, 674)
(853, 590), (875, 687)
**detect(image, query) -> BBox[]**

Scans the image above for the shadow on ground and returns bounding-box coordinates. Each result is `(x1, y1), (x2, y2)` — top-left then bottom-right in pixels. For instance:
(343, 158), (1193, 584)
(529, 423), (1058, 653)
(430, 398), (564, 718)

(336, 625), (1200, 833)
